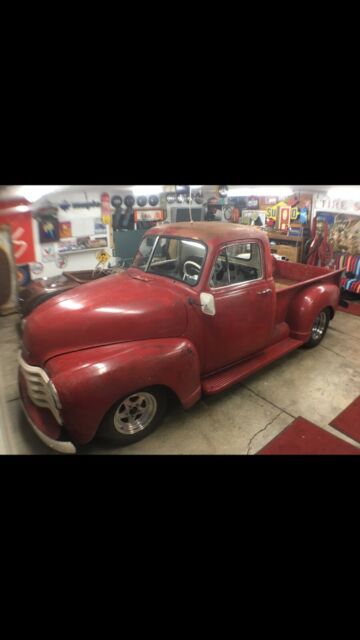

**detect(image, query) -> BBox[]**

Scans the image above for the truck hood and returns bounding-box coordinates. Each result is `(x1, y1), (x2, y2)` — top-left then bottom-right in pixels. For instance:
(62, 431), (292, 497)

(22, 270), (188, 364)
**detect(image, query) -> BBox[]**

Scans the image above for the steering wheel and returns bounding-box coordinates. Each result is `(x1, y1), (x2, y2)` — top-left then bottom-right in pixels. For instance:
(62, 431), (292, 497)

(183, 260), (201, 281)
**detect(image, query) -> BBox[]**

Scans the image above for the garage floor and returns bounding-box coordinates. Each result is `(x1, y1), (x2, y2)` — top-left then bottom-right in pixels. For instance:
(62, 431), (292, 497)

(1, 310), (360, 454)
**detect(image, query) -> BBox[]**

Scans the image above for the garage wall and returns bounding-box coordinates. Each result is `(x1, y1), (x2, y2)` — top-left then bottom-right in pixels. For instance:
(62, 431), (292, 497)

(30, 189), (130, 278)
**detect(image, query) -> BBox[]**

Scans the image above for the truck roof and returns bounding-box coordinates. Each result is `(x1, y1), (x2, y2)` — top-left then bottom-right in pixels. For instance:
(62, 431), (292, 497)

(147, 222), (266, 246)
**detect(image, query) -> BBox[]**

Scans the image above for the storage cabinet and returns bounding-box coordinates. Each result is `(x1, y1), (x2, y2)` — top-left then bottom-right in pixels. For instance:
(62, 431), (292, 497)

(266, 231), (305, 263)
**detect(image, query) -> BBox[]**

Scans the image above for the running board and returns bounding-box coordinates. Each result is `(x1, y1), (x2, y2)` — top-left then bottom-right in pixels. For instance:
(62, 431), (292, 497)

(202, 338), (303, 395)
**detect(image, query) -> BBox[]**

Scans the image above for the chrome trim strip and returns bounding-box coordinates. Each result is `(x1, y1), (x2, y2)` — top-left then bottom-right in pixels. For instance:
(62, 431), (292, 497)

(18, 352), (62, 425)
(19, 398), (76, 454)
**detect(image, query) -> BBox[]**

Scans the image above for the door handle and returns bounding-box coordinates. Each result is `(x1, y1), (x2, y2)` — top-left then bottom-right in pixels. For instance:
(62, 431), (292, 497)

(257, 288), (272, 295)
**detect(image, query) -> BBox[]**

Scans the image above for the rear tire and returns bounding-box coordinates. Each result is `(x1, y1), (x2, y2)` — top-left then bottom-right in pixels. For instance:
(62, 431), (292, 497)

(98, 387), (168, 446)
(302, 308), (330, 349)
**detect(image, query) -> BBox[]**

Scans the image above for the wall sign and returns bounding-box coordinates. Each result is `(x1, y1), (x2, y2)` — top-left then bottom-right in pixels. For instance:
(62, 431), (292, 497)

(58, 200), (101, 210)
(134, 209), (165, 222)
(41, 244), (57, 262)
(101, 193), (112, 225)
(59, 221), (73, 238)
(247, 197), (259, 209)
(0, 212), (36, 264)
(38, 215), (60, 243)
(17, 264), (31, 286)
(30, 262), (44, 275)
(95, 219), (107, 235)
(279, 206), (291, 231)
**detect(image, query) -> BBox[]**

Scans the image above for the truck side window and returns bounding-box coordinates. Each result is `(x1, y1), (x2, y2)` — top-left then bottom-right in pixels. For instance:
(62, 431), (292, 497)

(210, 242), (262, 288)
(133, 236), (207, 286)
(133, 236), (156, 269)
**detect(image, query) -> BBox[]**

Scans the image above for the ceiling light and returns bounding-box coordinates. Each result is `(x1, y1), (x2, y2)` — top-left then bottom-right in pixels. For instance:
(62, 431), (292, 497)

(15, 186), (67, 203)
(228, 186), (293, 198)
(15, 205), (30, 212)
(327, 186), (360, 200)
(131, 186), (163, 196)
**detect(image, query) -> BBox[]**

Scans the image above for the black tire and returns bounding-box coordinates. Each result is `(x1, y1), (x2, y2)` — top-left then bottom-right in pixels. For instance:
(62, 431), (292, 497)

(97, 387), (168, 446)
(302, 308), (330, 349)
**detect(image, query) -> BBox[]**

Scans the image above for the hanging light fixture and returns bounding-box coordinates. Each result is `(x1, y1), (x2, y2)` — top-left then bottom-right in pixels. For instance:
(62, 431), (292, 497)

(327, 186), (360, 200)
(227, 186), (293, 198)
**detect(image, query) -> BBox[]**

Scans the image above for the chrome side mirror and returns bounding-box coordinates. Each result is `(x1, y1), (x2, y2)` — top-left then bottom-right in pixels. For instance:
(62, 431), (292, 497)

(200, 292), (216, 316)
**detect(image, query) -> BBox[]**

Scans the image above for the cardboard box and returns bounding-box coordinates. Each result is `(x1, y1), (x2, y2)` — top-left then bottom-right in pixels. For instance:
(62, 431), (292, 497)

(274, 244), (299, 262)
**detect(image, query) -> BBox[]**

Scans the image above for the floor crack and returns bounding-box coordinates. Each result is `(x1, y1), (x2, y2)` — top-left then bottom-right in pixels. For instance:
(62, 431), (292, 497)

(242, 384), (296, 419)
(329, 325), (360, 341)
(320, 344), (348, 360)
(246, 411), (283, 455)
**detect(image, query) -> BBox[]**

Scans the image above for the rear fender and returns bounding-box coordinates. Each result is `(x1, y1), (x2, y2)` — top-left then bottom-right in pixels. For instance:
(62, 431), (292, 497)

(286, 283), (340, 341)
(45, 338), (201, 445)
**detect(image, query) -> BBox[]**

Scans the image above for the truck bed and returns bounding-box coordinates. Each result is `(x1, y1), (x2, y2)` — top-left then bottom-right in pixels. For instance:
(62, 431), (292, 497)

(272, 260), (343, 324)
(273, 260), (343, 292)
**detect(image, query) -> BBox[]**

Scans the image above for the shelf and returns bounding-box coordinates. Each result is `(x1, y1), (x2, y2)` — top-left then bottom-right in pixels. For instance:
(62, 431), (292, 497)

(266, 232), (305, 244)
(58, 247), (109, 255)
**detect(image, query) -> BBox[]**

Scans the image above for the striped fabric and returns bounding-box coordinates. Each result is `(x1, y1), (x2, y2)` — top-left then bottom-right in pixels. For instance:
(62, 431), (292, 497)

(335, 253), (360, 293)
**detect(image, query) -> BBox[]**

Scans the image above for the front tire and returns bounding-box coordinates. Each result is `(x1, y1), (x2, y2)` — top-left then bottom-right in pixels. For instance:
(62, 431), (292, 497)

(98, 387), (167, 446)
(302, 308), (330, 349)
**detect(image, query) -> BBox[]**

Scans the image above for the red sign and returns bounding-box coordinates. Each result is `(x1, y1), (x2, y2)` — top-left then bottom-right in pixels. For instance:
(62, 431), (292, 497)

(279, 206), (291, 232)
(134, 209), (165, 222)
(101, 192), (111, 225)
(0, 211), (36, 265)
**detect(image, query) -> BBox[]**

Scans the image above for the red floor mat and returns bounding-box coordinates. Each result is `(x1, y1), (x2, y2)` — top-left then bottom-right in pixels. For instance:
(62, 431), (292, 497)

(257, 417), (360, 455)
(329, 396), (360, 444)
(337, 301), (360, 317)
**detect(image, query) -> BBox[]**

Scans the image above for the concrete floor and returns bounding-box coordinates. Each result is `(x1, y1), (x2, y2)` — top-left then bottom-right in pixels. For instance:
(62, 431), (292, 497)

(1, 310), (360, 454)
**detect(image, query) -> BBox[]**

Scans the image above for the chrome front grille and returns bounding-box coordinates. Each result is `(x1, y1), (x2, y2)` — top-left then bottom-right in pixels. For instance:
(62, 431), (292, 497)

(18, 353), (62, 425)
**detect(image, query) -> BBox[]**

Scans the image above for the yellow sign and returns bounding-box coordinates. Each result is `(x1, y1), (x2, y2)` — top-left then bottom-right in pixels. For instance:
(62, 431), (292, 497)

(101, 214), (111, 225)
(96, 250), (110, 264)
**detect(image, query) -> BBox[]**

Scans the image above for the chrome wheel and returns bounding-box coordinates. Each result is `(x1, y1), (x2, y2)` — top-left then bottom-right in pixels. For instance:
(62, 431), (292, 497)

(113, 392), (157, 435)
(312, 311), (328, 341)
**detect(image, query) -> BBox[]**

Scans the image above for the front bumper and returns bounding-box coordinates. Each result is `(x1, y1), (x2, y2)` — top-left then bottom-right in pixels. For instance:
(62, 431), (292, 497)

(19, 397), (77, 454)
(18, 356), (76, 454)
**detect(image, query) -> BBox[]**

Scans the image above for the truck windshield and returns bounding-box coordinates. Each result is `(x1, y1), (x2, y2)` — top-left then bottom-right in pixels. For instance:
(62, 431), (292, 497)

(132, 236), (207, 286)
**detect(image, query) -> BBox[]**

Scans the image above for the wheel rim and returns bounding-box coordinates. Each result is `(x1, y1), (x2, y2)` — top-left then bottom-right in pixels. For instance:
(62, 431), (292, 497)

(311, 311), (327, 341)
(113, 392), (157, 435)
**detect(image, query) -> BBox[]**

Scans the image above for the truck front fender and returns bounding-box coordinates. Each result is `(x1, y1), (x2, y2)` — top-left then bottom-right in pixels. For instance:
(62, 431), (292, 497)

(286, 283), (340, 341)
(45, 338), (201, 445)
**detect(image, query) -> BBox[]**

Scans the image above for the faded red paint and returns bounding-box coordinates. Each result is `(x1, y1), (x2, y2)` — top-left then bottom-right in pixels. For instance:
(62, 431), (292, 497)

(19, 222), (343, 448)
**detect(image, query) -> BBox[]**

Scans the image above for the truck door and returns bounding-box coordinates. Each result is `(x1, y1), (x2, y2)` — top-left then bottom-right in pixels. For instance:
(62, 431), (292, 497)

(202, 240), (275, 375)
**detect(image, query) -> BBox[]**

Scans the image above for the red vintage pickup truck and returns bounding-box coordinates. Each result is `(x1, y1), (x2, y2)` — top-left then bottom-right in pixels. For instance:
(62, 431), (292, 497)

(18, 222), (343, 453)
